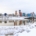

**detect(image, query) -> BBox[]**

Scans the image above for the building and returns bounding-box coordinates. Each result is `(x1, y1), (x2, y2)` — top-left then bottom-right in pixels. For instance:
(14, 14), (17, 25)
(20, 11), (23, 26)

(22, 13), (26, 16)
(19, 10), (22, 16)
(0, 11), (35, 26)
(15, 11), (17, 16)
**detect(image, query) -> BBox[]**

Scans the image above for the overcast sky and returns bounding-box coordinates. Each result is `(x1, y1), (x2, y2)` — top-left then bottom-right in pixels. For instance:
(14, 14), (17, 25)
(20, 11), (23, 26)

(0, 0), (36, 14)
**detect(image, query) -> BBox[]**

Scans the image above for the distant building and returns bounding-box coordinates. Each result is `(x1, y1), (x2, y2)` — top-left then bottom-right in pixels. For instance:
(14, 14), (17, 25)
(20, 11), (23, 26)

(19, 10), (22, 16)
(22, 13), (25, 16)
(31, 12), (35, 17)
(4, 13), (7, 16)
(27, 13), (32, 17)
(15, 11), (17, 16)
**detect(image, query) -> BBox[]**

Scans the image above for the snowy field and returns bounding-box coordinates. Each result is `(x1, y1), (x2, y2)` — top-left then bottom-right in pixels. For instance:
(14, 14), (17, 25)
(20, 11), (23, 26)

(0, 22), (36, 36)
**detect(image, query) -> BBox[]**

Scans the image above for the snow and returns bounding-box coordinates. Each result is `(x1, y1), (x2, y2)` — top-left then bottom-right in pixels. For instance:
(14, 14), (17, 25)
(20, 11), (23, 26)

(0, 22), (36, 36)
(14, 22), (36, 36)
(8, 17), (28, 20)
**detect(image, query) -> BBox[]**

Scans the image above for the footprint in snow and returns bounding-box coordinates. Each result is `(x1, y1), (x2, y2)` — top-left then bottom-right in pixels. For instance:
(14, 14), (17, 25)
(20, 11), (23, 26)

(26, 30), (30, 33)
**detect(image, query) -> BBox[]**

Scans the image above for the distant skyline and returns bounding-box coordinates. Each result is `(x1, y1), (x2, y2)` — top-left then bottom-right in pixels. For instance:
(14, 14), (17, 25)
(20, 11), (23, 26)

(0, 0), (36, 14)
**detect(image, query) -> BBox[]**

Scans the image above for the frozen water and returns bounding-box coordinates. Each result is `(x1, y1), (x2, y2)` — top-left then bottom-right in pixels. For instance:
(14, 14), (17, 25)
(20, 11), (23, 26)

(0, 22), (36, 36)
(13, 22), (36, 36)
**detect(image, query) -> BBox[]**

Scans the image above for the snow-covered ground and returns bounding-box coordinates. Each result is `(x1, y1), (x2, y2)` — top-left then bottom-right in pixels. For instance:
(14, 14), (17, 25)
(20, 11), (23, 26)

(0, 22), (36, 36)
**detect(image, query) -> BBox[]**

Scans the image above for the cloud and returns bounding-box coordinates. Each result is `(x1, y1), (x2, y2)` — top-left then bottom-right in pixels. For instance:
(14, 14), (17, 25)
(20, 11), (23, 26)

(0, 0), (36, 13)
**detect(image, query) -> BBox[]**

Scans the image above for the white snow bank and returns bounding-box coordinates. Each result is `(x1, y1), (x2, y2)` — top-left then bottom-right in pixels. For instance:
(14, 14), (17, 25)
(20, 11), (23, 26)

(0, 22), (36, 36)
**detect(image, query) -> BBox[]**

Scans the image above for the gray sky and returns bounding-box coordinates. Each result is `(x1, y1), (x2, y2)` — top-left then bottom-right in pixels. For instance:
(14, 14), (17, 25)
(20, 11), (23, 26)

(0, 0), (36, 14)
